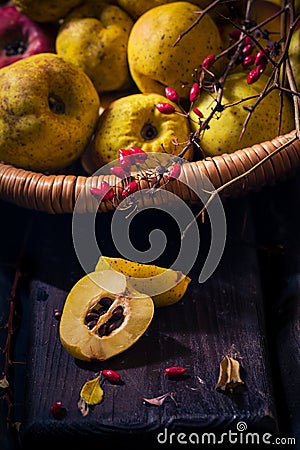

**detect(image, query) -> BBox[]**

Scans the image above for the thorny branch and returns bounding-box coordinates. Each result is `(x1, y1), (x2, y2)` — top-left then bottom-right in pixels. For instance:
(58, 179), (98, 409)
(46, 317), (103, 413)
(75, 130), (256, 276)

(176, 3), (299, 174)
(155, 0), (300, 237)
(1, 219), (32, 428)
(96, 1), (300, 239)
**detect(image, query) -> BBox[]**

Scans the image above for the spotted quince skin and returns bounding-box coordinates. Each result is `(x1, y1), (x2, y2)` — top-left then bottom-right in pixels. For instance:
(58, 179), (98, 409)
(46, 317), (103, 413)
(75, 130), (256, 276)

(95, 256), (191, 308)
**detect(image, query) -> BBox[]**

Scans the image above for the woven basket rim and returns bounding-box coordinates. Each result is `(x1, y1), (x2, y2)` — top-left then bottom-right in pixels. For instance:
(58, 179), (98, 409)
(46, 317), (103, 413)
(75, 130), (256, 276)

(0, 130), (299, 214)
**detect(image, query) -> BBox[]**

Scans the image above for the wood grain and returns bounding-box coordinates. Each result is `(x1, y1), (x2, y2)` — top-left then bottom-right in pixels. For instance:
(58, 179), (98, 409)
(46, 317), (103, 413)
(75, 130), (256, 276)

(18, 197), (278, 448)
(252, 176), (300, 448)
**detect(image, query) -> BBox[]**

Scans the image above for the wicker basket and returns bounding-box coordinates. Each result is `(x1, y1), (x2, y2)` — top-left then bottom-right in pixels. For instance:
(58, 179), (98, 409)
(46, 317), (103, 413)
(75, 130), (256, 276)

(0, 130), (299, 214)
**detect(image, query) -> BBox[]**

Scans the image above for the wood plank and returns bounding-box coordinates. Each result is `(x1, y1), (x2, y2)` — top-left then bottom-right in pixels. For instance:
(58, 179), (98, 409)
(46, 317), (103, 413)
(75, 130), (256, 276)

(0, 266), (17, 450)
(0, 201), (33, 450)
(19, 196), (278, 448)
(252, 176), (300, 448)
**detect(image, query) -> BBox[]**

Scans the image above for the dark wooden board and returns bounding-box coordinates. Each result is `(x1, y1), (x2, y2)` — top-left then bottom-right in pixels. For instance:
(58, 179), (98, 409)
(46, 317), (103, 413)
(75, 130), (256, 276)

(0, 201), (33, 450)
(252, 176), (300, 448)
(0, 266), (17, 450)
(17, 197), (278, 449)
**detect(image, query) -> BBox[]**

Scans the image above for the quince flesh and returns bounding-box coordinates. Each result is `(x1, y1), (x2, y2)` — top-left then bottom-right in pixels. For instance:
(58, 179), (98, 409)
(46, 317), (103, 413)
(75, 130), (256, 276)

(59, 271), (154, 362)
(95, 256), (191, 308)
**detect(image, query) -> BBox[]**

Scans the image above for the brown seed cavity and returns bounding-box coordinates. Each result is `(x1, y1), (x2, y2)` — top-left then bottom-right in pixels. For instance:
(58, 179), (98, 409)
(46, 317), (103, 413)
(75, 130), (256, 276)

(85, 297), (125, 337)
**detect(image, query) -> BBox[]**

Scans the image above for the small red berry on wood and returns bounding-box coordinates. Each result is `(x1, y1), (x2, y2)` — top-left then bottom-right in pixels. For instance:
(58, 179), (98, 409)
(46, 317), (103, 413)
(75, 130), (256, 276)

(102, 369), (121, 383)
(164, 366), (186, 379)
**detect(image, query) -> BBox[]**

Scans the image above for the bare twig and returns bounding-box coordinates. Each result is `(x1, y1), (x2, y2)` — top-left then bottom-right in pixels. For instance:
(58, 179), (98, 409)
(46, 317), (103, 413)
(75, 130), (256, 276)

(172, 0), (223, 47)
(181, 133), (298, 240)
(1, 218), (32, 427)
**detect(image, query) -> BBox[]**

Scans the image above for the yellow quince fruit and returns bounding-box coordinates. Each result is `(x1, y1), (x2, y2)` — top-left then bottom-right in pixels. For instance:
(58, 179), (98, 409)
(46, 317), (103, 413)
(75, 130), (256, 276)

(95, 256), (191, 308)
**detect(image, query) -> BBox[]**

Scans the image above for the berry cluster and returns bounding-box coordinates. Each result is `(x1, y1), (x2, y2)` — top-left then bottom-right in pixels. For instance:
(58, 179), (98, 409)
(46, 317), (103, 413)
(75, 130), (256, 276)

(90, 145), (182, 208)
(229, 30), (270, 84)
(156, 84), (203, 125)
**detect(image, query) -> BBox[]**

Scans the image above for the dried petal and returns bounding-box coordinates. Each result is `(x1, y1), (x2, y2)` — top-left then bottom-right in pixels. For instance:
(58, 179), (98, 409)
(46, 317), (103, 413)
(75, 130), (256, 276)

(80, 375), (104, 406)
(77, 397), (89, 417)
(155, 102), (176, 114)
(142, 391), (176, 406)
(215, 355), (244, 392)
(0, 376), (9, 388)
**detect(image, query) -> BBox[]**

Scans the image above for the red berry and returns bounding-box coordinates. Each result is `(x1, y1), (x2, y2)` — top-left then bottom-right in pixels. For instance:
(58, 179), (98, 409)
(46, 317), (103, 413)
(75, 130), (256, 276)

(257, 62), (267, 75)
(155, 102), (175, 114)
(164, 366), (186, 379)
(102, 369), (121, 383)
(90, 182), (114, 202)
(247, 67), (261, 84)
(165, 87), (180, 103)
(119, 148), (131, 157)
(167, 164), (181, 181)
(128, 147), (148, 163)
(244, 36), (253, 45)
(110, 166), (127, 179)
(229, 29), (241, 40)
(254, 48), (269, 66)
(192, 107), (203, 118)
(201, 54), (216, 70)
(50, 401), (63, 417)
(242, 43), (254, 56)
(189, 83), (200, 103)
(242, 54), (256, 67)
(122, 181), (139, 197)
(118, 148), (132, 172)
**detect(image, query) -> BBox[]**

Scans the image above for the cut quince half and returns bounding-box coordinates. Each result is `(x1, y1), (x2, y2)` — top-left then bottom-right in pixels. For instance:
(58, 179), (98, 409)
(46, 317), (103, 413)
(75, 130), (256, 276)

(95, 256), (191, 308)
(59, 270), (154, 362)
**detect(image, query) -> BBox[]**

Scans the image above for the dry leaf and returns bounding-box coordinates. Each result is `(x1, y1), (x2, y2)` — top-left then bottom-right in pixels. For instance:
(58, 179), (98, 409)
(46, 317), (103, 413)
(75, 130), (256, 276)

(77, 397), (90, 417)
(0, 376), (9, 388)
(80, 375), (104, 406)
(215, 355), (244, 392)
(143, 392), (176, 406)
(13, 422), (22, 432)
